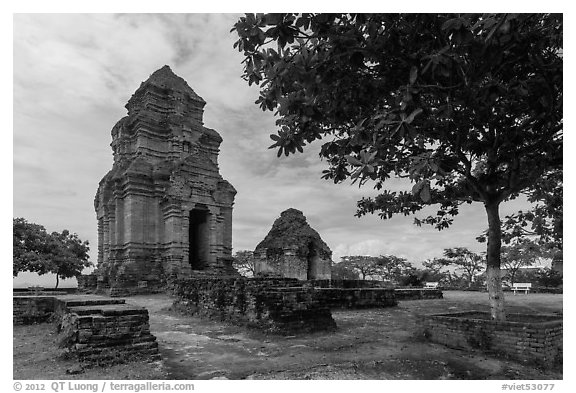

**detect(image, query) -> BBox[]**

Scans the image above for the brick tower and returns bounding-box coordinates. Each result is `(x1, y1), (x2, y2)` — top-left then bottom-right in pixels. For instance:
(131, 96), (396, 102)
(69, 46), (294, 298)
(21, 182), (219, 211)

(94, 65), (237, 295)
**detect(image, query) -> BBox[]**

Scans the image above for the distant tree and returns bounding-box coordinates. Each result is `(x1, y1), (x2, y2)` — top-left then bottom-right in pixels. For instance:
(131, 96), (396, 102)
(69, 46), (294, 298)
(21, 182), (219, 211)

(339, 256), (382, 280)
(375, 255), (413, 282)
(13, 218), (91, 288)
(536, 267), (563, 288)
(46, 230), (91, 289)
(232, 250), (257, 277)
(438, 247), (485, 288)
(421, 258), (451, 282)
(501, 238), (554, 285)
(13, 218), (51, 276)
(232, 13), (562, 320)
(331, 262), (361, 280)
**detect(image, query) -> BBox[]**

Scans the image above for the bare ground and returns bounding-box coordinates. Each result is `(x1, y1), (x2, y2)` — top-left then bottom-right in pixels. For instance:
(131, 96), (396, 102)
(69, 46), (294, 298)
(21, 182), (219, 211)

(13, 290), (562, 380)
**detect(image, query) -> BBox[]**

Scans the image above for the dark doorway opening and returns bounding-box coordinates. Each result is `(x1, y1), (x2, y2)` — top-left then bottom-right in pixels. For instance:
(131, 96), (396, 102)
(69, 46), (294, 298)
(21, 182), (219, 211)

(307, 242), (320, 280)
(189, 208), (209, 270)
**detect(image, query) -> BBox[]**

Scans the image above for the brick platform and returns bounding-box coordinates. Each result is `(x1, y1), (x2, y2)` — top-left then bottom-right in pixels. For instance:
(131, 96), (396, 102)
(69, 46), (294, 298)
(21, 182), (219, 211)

(13, 295), (160, 365)
(421, 311), (562, 367)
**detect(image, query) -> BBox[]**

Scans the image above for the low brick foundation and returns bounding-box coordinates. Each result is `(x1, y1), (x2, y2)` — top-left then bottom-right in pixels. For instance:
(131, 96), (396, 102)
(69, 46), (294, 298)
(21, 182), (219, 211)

(315, 288), (397, 309)
(172, 278), (337, 333)
(421, 311), (562, 367)
(395, 288), (443, 300)
(57, 301), (160, 364)
(307, 279), (388, 289)
(13, 295), (160, 365)
(13, 296), (56, 325)
(172, 278), (399, 333)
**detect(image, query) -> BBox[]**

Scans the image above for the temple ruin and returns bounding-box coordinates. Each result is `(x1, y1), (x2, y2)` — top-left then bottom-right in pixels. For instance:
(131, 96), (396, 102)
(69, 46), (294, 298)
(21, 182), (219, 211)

(94, 65), (237, 295)
(253, 208), (332, 280)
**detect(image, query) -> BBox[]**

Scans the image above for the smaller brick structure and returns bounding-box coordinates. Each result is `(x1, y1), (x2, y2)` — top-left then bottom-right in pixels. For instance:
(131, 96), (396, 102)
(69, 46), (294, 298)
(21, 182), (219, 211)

(172, 277), (399, 333)
(421, 311), (562, 367)
(13, 295), (160, 365)
(57, 300), (160, 364)
(172, 277), (337, 333)
(253, 209), (332, 280)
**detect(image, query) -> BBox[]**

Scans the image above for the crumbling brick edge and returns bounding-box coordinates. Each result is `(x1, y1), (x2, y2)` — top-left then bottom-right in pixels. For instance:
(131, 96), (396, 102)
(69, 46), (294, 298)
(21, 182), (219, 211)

(420, 311), (562, 368)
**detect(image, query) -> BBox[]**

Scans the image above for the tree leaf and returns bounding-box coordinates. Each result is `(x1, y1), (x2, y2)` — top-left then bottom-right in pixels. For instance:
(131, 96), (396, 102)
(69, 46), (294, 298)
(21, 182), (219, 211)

(346, 155), (363, 166)
(420, 182), (431, 202)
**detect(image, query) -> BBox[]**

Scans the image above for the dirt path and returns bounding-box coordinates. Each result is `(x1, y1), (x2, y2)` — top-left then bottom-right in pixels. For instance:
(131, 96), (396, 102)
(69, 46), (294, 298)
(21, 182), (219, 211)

(125, 291), (562, 380)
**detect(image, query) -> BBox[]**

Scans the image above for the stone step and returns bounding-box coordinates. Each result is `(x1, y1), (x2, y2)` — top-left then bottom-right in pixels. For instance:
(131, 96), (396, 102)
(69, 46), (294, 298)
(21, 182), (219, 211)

(69, 303), (148, 316)
(56, 296), (126, 308)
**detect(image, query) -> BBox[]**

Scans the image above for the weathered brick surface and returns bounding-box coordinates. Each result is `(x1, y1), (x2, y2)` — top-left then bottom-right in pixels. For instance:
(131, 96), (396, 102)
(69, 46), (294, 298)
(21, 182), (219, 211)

(172, 278), (337, 333)
(77, 274), (98, 292)
(421, 311), (562, 367)
(57, 302), (160, 365)
(94, 65), (237, 295)
(253, 209), (332, 280)
(172, 278), (399, 332)
(314, 288), (397, 309)
(13, 296), (56, 325)
(13, 295), (160, 365)
(308, 279), (387, 288)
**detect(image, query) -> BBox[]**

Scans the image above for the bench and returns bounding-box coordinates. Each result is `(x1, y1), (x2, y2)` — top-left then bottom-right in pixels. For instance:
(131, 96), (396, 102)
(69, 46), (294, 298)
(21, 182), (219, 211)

(424, 282), (439, 289)
(512, 283), (532, 294)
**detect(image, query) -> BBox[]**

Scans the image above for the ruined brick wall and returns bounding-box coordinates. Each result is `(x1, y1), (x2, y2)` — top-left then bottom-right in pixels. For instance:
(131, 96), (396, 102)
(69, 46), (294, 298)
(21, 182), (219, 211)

(13, 296), (56, 325)
(77, 274), (98, 292)
(172, 277), (337, 333)
(13, 295), (160, 365)
(57, 303), (160, 365)
(314, 288), (397, 309)
(307, 279), (388, 288)
(421, 312), (562, 367)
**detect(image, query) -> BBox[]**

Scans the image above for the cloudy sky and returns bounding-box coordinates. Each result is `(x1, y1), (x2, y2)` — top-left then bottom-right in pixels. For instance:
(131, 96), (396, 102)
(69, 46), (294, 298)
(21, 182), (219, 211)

(12, 13), (544, 287)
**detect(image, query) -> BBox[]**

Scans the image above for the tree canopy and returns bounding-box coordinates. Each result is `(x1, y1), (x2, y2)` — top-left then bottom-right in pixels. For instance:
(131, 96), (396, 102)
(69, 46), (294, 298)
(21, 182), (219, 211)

(232, 13), (562, 320)
(500, 238), (555, 285)
(13, 218), (92, 288)
(437, 247), (485, 288)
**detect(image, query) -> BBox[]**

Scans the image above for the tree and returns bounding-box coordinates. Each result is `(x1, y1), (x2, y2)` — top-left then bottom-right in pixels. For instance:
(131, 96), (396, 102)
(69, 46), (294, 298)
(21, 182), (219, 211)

(331, 262), (361, 280)
(421, 258), (451, 282)
(13, 217), (52, 276)
(536, 267), (562, 288)
(13, 218), (91, 288)
(232, 13), (562, 320)
(477, 169), (563, 249)
(232, 250), (257, 277)
(46, 230), (91, 289)
(375, 255), (413, 282)
(438, 247), (485, 288)
(339, 256), (382, 280)
(500, 238), (555, 285)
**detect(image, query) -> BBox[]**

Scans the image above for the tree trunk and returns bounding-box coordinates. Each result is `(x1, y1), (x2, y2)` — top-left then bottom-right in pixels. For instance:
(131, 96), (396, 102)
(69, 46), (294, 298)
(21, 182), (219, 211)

(55, 274), (59, 289)
(485, 202), (506, 321)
